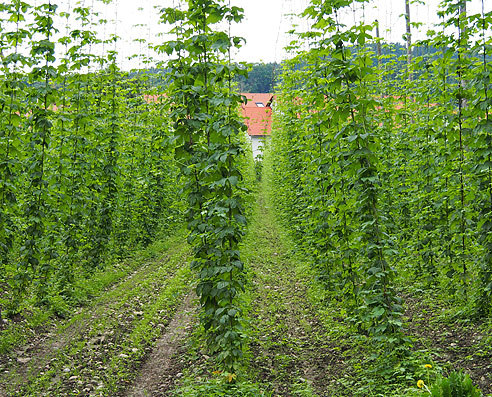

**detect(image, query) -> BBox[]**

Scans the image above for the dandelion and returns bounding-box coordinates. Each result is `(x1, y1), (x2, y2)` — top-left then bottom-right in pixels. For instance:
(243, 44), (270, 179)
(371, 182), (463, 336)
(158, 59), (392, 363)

(424, 363), (433, 388)
(417, 379), (431, 393)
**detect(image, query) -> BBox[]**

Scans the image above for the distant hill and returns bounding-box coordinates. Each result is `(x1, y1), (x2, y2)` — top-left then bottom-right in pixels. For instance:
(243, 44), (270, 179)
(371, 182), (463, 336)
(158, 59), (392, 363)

(133, 42), (491, 94)
(235, 63), (279, 93)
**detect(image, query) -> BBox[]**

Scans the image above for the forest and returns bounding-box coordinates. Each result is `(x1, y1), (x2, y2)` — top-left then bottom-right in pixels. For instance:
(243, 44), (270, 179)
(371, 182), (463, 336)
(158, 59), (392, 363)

(0, 0), (491, 396)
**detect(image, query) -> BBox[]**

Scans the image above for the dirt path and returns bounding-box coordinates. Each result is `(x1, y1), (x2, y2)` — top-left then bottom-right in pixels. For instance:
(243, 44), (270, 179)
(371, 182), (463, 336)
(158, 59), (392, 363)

(404, 294), (492, 394)
(0, 181), (354, 397)
(0, 237), (194, 396)
(123, 293), (197, 397)
(242, 184), (350, 396)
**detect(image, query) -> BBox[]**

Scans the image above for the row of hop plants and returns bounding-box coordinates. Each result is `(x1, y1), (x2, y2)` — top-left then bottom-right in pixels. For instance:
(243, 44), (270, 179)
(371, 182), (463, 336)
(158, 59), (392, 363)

(160, 0), (255, 373)
(0, 0), (256, 376)
(271, 0), (406, 351)
(377, 0), (492, 323)
(269, 0), (491, 363)
(384, 0), (492, 314)
(0, 1), (180, 318)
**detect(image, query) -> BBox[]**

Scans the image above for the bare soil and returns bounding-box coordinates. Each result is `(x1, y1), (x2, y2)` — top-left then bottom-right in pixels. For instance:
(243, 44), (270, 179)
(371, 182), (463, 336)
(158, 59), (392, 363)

(0, 241), (192, 396)
(404, 294), (492, 394)
(122, 293), (197, 397)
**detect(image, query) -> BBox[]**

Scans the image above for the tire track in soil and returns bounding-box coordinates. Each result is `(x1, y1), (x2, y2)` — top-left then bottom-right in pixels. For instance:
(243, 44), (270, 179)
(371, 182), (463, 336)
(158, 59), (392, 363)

(0, 239), (190, 396)
(122, 293), (197, 397)
(245, 190), (349, 396)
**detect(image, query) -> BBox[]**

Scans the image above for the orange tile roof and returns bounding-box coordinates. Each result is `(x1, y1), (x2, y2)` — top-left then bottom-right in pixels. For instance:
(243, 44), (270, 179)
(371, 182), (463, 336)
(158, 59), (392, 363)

(240, 93), (274, 136)
(242, 107), (272, 136)
(141, 92), (275, 136)
(143, 94), (165, 103)
(241, 93), (274, 108)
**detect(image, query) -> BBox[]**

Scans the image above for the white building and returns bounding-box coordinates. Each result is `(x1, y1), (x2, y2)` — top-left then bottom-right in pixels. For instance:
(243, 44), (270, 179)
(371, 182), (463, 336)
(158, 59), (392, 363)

(241, 93), (273, 159)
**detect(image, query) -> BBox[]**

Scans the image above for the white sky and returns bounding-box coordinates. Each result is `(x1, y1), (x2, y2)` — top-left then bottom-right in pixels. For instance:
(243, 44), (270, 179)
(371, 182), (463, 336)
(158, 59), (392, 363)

(102, 0), (490, 67)
(5, 0), (491, 69)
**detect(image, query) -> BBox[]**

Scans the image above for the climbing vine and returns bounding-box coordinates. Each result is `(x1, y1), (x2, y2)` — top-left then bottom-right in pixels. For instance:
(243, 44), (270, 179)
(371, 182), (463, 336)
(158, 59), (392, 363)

(269, 0), (492, 360)
(160, 0), (250, 372)
(0, 1), (181, 317)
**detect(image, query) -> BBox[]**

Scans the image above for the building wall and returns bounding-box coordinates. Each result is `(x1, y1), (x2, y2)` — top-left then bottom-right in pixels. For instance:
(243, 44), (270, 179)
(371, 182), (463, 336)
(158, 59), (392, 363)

(250, 135), (269, 159)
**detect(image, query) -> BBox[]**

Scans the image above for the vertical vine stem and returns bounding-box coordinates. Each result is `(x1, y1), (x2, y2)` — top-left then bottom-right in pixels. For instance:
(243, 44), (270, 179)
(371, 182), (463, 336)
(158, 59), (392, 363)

(160, 0), (250, 373)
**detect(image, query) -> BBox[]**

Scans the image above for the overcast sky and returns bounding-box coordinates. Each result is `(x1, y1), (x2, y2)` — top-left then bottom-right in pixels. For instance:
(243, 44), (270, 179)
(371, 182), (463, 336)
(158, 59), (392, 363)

(56, 0), (491, 68)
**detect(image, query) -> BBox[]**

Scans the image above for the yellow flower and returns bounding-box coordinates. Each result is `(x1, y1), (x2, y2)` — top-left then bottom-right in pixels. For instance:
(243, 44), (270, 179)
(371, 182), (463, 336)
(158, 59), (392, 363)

(417, 379), (425, 388)
(425, 364), (432, 369)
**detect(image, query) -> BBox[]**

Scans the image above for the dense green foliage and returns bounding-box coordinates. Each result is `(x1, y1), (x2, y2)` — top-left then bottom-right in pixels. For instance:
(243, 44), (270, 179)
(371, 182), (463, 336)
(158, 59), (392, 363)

(0, 1), (180, 318)
(160, 0), (254, 372)
(269, 0), (492, 361)
(429, 371), (482, 397)
(236, 62), (278, 93)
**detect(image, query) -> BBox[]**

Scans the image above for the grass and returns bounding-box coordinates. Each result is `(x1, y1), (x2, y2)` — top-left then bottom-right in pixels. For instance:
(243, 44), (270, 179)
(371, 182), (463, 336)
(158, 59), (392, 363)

(2, 164), (491, 396)
(0, 229), (195, 396)
(0, 228), (187, 356)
